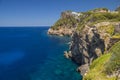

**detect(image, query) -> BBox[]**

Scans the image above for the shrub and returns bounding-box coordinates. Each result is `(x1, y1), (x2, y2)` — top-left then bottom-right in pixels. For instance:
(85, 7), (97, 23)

(98, 25), (114, 36)
(51, 16), (78, 30)
(104, 41), (120, 74)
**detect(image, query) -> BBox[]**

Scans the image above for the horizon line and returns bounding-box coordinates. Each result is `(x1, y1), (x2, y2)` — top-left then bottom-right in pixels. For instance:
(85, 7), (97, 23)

(0, 25), (51, 27)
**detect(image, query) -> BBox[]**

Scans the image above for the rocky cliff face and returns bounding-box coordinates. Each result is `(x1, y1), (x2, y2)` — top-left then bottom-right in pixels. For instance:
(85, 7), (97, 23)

(65, 22), (120, 75)
(48, 9), (120, 79)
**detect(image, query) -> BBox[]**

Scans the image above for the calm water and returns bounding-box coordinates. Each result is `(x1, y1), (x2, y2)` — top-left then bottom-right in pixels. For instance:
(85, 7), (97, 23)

(0, 27), (82, 80)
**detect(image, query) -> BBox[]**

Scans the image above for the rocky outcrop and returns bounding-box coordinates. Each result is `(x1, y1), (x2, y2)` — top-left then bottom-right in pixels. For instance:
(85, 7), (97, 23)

(114, 23), (120, 33)
(48, 28), (74, 36)
(48, 11), (81, 36)
(65, 25), (105, 75)
(48, 9), (120, 79)
(64, 22), (120, 75)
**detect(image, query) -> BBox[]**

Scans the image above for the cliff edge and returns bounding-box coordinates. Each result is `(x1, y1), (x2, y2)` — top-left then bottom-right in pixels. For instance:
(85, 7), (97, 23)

(48, 8), (120, 80)
(48, 11), (82, 36)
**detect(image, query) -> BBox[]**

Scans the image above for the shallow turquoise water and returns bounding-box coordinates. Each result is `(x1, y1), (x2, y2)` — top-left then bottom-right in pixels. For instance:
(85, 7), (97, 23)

(0, 27), (82, 80)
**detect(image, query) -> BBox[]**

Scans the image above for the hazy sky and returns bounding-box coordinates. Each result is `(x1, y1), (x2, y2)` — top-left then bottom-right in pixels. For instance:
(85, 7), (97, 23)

(0, 0), (120, 26)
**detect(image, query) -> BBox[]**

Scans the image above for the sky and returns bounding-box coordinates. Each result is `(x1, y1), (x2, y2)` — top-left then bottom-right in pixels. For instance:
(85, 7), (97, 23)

(0, 0), (120, 26)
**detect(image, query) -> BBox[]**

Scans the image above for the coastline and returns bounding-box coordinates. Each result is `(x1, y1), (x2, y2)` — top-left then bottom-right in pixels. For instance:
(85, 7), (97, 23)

(48, 8), (120, 80)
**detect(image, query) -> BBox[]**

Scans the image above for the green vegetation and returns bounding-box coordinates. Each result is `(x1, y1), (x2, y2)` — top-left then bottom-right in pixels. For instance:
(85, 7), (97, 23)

(98, 25), (114, 36)
(50, 7), (120, 80)
(51, 8), (120, 32)
(112, 33), (120, 39)
(92, 8), (109, 12)
(84, 41), (120, 80)
(83, 53), (113, 80)
(79, 8), (120, 80)
(104, 41), (120, 75)
(77, 11), (120, 31)
(51, 16), (78, 30)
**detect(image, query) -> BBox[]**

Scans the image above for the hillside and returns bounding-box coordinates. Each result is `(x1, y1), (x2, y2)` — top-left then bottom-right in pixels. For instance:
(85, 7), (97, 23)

(48, 11), (80, 36)
(48, 8), (120, 80)
(84, 41), (120, 80)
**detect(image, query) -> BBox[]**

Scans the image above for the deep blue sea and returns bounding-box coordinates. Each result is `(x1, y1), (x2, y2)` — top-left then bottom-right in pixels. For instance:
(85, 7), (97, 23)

(0, 27), (82, 80)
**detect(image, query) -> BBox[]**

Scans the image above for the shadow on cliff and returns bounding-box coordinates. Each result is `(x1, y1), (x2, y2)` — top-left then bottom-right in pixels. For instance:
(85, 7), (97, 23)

(69, 29), (105, 76)
(70, 29), (105, 67)
(85, 29), (105, 65)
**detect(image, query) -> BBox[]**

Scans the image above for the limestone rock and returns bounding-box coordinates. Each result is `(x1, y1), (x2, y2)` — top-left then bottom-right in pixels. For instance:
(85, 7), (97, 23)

(77, 64), (89, 76)
(68, 22), (120, 75)
(48, 28), (73, 36)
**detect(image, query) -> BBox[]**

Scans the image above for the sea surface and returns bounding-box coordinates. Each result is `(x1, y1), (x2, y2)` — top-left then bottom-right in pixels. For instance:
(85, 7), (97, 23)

(0, 27), (82, 80)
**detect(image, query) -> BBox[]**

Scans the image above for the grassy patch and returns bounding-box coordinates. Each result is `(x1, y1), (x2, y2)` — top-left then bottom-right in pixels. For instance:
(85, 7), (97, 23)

(104, 41), (120, 75)
(84, 41), (120, 80)
(112, 33), (120, 39)
(77, 12), (120, 32)
(83, 53), (113, 80)
(98, 25), (114, 36)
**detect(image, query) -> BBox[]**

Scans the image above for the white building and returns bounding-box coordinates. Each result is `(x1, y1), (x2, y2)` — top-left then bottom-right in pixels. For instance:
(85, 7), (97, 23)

(72, 12), (82, 16)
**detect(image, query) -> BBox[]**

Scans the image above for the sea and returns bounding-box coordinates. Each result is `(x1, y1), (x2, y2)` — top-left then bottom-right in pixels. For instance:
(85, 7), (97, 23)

(0, 27), (82, 80)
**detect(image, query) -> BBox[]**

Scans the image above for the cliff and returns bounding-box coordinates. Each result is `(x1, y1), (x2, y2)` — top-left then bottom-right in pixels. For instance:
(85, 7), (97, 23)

(84, 41), (120, 80)
(48, 11), (81, 36)
(48, 8), (120, 80)
(67, 22), (120, 79)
